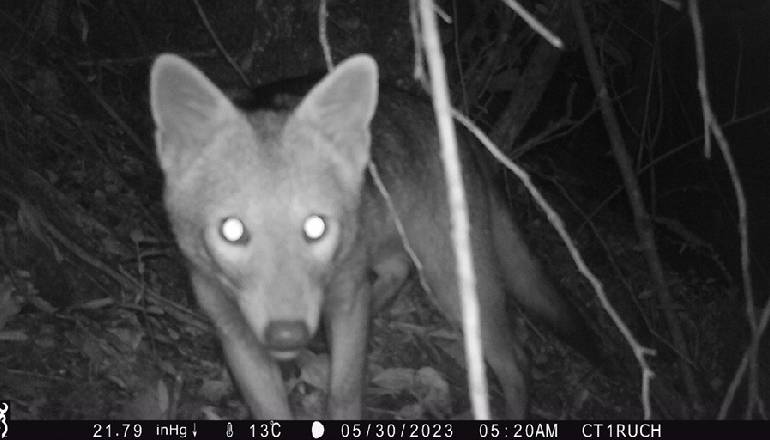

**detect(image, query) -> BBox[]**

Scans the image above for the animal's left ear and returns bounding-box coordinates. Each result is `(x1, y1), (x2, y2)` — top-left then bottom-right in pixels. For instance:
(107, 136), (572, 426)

(293, 54), (379, 171)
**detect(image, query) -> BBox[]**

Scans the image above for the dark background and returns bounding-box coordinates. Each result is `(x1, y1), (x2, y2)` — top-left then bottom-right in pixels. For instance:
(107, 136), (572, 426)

(0, 0), (767, 419)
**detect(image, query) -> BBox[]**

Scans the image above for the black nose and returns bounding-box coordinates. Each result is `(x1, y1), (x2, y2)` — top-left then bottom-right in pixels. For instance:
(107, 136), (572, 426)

(264, 320), (310, 351)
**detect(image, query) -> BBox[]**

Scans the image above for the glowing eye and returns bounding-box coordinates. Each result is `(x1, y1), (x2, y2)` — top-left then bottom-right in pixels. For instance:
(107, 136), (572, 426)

(220, 217), (248, 244)
(303, 215), (327, 242)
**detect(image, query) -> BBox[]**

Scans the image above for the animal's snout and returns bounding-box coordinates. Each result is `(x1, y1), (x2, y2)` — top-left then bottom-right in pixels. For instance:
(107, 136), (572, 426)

(264, 320), (311, 352)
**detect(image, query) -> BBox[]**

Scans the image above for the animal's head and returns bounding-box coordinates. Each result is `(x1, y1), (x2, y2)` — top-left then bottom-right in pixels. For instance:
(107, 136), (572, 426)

(149, 54), (378, 359)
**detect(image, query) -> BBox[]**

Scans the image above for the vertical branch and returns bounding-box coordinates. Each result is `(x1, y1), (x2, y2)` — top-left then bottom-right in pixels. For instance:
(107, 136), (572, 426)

(718, 288), (770, 418)
(418, 0), (489, 420)
(570, 0), (701, 414)
(688, 0), (758, 418)
(688, 0), (710, 159)
(318, 0), (333, 70)
(454, 110), (655, 418)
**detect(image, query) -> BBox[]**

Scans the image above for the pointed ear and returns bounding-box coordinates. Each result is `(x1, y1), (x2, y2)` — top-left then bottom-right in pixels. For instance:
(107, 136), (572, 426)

(293, 54), (379, 171)
(149, 54), (240, 175)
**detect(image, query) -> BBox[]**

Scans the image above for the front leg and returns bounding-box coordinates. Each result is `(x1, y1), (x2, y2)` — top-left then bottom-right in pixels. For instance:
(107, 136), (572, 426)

(221, 330), (290, 418)
(324, 275), (371, 419)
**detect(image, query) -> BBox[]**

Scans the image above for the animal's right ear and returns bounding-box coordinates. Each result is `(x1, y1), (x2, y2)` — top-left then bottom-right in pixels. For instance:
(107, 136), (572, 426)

(149, 54), (239, 175)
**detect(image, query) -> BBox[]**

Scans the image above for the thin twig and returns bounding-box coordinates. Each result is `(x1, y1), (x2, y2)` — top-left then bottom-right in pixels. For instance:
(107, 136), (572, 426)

(60, 61), (151, 161)
(0, 186), (210, 332)
(319, 0), (333, 69)
(658, 0), (682, 10)
(499, 0), (563, 49)
(719, 294), (770, 418)
(582, 106), (770, 232)
(191, 0), (251, 87)
(368, 163), (432, 295)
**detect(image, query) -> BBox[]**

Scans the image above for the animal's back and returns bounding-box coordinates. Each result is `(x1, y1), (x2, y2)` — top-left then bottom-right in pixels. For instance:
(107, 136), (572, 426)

(361, 91), (454, 246)
(363, 88), (595, 363)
